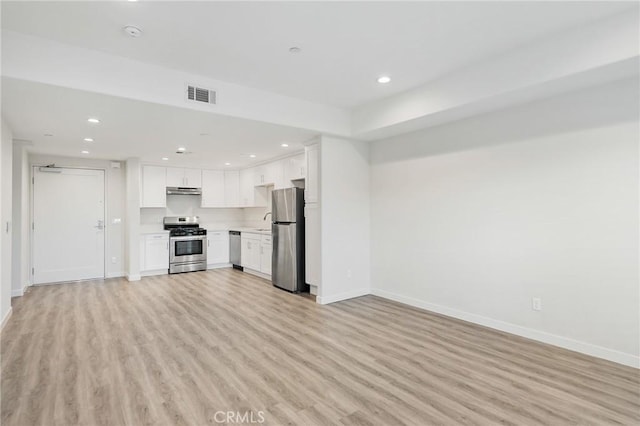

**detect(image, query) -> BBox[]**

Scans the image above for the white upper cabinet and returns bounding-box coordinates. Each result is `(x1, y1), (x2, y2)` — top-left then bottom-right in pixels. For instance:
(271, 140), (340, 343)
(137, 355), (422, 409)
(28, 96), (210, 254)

(201, 170), (225, 207)
(305, 144), (319, 203)
(240, 167), (255, 207)
(253, 161), (283, 187)
(166, 167), (185, 187)
(141, 165), (167, 208)
(224, 170), (240, 207)
(283, 153), (305, 185)
(166, 167), (202, 187)
(184, 168), (202, 187)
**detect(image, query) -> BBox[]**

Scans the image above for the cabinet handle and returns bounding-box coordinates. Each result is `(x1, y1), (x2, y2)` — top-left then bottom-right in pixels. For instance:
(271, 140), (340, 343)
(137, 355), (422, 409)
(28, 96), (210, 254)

(260, 246), (263, 254)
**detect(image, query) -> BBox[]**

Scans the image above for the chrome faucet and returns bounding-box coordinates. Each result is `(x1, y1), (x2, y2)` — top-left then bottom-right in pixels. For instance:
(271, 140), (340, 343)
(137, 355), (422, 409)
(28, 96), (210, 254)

(263, 212), (272, 221)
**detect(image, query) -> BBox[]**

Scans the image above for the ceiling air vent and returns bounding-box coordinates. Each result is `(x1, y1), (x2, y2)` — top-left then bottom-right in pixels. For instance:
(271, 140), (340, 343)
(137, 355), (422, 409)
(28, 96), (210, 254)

(186, 84), (216, 105)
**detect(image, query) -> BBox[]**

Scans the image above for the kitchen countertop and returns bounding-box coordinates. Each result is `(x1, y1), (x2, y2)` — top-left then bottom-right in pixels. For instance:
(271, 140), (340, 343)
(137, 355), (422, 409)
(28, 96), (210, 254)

(230, 227), (272, 235)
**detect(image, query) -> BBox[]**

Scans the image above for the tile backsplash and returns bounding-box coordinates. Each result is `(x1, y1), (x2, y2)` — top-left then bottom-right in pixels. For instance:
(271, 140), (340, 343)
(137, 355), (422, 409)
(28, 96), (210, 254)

(140, 194), (269, 232)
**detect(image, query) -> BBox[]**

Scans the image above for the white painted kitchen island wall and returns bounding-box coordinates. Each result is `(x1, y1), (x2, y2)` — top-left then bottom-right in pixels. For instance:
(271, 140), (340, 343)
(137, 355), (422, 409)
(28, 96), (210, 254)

(370, 78), (639, 367)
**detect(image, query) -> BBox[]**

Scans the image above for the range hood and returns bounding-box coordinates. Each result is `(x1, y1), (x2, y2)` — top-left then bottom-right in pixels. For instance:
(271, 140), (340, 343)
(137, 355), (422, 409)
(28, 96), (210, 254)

(166, 187), (202, 195)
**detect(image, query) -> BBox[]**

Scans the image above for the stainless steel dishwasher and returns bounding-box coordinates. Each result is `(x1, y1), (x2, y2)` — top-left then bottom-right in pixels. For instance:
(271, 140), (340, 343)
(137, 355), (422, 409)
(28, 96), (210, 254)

(229, 231), (242, 270)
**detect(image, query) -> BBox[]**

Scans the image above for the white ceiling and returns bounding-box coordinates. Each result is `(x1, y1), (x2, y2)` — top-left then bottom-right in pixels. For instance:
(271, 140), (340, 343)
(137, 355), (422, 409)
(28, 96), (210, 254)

(1, 1), (633, 108)
(2, 78), (315, 168)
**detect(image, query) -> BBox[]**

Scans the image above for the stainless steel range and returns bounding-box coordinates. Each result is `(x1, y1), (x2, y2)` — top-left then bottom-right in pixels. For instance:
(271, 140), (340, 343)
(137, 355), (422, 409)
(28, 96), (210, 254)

(164, 216), (207, 274)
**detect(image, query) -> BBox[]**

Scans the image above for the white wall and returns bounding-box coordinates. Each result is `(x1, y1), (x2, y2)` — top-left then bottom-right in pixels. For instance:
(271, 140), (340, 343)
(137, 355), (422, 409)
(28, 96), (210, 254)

(318, 136), (371, 304)
(11, 142), (29, 296)
(370, 78), (639, 367)
(125, 158), (141, 280)
(1, 118), (14, 325)
(30, 154), (126, 279)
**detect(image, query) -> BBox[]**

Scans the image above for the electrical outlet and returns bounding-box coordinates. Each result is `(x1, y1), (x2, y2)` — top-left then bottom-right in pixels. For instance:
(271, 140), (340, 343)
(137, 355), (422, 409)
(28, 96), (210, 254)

(111, 257), (117, 264)
(346, 269), (352, 279)
(532, 297), (542, 311)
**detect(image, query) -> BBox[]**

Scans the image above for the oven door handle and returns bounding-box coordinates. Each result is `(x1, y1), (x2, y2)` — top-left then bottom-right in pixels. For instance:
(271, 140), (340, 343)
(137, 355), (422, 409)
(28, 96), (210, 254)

(169, 235), (207, 241)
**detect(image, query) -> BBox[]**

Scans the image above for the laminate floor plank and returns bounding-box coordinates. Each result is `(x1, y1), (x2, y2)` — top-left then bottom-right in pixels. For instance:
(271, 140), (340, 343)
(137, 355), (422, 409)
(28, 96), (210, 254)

(1, 269), (638, 425)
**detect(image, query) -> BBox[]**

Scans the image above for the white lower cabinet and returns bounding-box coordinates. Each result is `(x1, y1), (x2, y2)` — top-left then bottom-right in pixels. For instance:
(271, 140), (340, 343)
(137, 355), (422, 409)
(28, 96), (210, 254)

(260, 235), (272, 275)
(207, 230), (230, 267)
(241, 234), (262, 271)
(140, 233), (169, 274)
(241, 232), (272, 275)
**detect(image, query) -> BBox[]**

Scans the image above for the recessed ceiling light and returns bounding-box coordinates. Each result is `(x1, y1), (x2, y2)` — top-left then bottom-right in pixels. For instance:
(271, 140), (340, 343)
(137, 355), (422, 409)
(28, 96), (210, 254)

(123, 25), (143, 38)
(377, 76), (391, 84)
(162, 157), (169, 161)
(224, 162), (231, 166)
(44, 133), (53, 137)
(83, 138), (94, 142)
(281, 143), (289, 148)
(87, 118), (100, 124)
(81, 150), (89, 154)
(289, 46), (301, 54)
(177, 147), (186, 151)
(249, 154), (256, 158)
(199, 133), (209, 136)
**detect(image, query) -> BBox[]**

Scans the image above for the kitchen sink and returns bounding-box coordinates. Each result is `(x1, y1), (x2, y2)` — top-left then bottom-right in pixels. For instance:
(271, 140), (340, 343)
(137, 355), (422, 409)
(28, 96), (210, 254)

(253, 228), (270, 231)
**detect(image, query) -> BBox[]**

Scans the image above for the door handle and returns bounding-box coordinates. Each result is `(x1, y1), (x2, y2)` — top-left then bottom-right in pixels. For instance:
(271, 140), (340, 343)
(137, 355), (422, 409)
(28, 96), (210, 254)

(94, 220), (105, 230)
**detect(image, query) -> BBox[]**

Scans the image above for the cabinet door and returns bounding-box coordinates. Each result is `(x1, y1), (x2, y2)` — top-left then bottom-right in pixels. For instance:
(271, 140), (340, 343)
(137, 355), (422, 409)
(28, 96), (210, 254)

(251, 241), (262, 271)
(304, 204), (320, 286)
(201, 170), (225, 207)
(253, 165), (265, 186)
(305, 145), (319, 203)
(241, 236), (253, 267)
(207, 231), (229, 265)
(260, 243), (272, 275)
(240, 168), (255, 206)
(184, 168), (202, 188)
(285, 154), (305, 182)
(139, 238), (146, 271)
(166, 167), (185, 187)
(224, 171), (240, 207)
(144, 235), (169, 271)
(270, 160), (285, 189)
(141, 166), (167, 208)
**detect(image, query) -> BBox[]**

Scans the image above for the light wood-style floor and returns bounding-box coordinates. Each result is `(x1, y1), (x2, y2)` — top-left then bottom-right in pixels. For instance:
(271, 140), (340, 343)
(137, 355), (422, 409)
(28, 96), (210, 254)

(2, 269), (639, 425)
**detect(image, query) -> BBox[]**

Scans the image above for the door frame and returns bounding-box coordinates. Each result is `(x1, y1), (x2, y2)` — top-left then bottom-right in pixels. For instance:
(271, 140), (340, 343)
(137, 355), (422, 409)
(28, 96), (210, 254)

(30, 164), (108, 285)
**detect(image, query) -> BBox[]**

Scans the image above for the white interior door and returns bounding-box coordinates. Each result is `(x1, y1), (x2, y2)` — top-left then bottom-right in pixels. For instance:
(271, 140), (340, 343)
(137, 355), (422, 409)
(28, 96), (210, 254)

(33, 167), (105, 284)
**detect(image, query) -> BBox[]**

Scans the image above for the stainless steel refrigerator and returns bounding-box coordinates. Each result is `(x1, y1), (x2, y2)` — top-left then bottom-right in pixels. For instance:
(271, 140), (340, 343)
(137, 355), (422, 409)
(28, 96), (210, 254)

(272, 188), (306, 292)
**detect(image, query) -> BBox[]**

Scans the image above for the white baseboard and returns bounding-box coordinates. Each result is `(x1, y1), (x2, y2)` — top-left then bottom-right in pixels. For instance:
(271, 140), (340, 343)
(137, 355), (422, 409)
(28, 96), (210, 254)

(126, 274), (141, 281)
(1, 307), (13, 332)
(243, 268), (271, 281)
(207, 263), (232, 270)
(317, 287), (370, 305)
(140, 269), (167, 277)
(106, 271), (125, 279)
(371, 288), (639, 369)
(11, 282), (30, 298)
